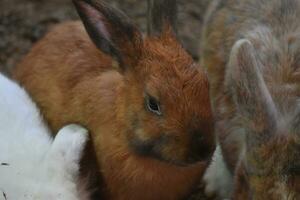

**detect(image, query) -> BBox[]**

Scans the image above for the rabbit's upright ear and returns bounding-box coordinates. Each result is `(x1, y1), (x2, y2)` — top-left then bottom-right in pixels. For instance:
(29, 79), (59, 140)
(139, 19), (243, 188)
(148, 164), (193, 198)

(225, 39), (279, 146)
(147, 0), (178, 36)
(73, 0), (143, 68)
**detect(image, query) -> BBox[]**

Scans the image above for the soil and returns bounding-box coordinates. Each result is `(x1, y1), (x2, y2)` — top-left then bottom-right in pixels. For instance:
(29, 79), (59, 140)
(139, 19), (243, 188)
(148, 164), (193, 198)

(0, 0), (212, 199)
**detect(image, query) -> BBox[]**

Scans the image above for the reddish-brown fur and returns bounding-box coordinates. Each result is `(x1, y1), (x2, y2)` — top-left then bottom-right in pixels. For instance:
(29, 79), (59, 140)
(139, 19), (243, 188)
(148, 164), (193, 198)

(14, 1), (214, 199)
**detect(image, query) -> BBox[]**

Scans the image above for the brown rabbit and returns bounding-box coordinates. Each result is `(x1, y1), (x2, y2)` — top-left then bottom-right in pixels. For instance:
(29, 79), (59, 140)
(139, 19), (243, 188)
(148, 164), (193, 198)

(201, 0), (300, 199)
(14, 0), (215, 199)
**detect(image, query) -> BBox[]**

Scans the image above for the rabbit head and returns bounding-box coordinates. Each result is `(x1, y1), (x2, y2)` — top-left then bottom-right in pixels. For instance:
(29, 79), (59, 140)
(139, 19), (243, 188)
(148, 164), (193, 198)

(226, 39), (300, 200)
(73, 0), (215, 165)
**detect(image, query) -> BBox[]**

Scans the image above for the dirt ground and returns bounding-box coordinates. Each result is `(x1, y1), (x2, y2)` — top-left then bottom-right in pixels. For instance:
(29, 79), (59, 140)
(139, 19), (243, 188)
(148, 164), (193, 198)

(0, 0), (210, 74)
(0, 0), (212, 199)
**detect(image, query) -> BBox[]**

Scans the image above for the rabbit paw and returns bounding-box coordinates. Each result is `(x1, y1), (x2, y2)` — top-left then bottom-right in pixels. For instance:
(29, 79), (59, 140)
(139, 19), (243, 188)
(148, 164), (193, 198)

(46, 124), (89, 175)
(203, 145), (232, 199)
(53, 124), (88, 157)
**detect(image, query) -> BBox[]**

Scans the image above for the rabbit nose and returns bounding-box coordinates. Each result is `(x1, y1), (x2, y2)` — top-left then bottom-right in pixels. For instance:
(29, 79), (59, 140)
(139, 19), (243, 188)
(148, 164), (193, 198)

(187, 131), (213, 163)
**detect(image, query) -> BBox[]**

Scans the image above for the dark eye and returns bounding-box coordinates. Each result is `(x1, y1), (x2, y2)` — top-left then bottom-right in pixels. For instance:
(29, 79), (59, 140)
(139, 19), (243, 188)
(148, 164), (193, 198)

(146, 95), (162, 116)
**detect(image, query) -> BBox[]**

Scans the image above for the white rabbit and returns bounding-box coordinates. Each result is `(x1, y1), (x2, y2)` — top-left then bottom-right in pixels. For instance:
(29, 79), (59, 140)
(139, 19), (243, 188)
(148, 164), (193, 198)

(0, 74), (89, 200)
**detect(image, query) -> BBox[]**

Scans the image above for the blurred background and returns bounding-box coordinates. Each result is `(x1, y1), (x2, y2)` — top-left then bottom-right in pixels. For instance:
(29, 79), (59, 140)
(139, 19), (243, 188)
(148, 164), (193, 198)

(0, 0), (210, 75)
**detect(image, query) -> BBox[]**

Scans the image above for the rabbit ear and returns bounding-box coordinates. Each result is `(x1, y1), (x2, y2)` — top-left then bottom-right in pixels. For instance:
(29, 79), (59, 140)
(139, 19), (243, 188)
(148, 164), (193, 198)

(73, 0), (143, 68)
(226, 39), (278, 146)
(147, 0), (178, 36)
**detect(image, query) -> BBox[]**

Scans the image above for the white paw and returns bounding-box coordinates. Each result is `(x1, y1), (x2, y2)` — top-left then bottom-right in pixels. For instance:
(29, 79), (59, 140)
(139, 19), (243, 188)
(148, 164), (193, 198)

(203, 165), (219, 197)
(203, 145), (233, 198)
(46, 124), (89, 175)
(53, 124), (88, 158)
(58, 124), (89, 139)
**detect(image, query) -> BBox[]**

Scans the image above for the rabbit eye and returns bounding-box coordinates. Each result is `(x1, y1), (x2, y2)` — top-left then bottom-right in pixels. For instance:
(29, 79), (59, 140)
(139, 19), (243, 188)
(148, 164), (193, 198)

(146, 95), (161, 116)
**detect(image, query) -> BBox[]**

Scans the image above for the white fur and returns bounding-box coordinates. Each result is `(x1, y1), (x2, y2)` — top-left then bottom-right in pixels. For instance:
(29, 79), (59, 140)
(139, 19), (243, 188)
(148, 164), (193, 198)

(0, 74), (88, 200)
(203, 144), (233, 199)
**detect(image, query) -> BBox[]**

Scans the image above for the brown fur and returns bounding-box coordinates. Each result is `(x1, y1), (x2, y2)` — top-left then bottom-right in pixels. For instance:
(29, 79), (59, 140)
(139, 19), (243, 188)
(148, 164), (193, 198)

(202, 0), (300, 199)
(14, 1), (214, 199)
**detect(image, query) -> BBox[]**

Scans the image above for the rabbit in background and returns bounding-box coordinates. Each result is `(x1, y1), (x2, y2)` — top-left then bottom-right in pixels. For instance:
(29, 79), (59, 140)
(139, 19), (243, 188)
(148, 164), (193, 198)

(0, 73), (90, 200)
(202, 0), (300, 199)
(13, 0), (215, 199)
